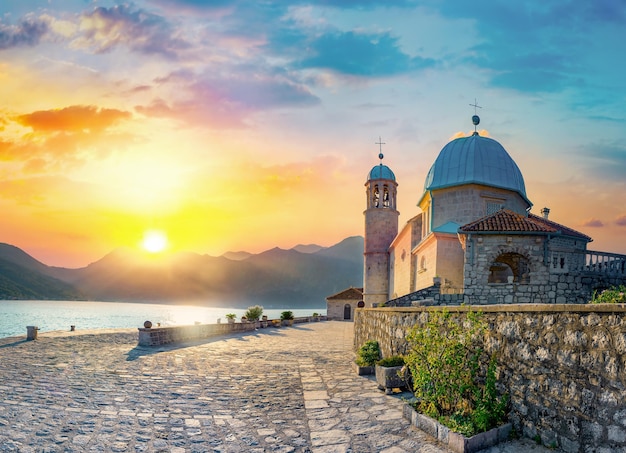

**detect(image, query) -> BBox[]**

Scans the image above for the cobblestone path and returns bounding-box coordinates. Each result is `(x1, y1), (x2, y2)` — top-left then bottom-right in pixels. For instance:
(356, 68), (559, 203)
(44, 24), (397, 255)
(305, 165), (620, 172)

(0, 321), (551, 452)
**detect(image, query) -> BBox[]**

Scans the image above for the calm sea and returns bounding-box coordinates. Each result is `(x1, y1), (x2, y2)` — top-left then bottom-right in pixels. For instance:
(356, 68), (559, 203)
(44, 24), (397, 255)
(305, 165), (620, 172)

(0, 300), (326, 339)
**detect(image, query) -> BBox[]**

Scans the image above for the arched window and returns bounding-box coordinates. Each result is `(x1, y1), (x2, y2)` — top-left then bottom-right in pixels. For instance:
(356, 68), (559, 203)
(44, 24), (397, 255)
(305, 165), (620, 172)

(383, 185), (390, 207)
(488, 252), (530, 284)
(373, 185), (380, 208)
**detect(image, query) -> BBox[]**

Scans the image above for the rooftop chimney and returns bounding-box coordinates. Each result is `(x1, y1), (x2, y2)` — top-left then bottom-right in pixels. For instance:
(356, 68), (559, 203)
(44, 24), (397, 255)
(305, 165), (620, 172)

(541, 207), (550, 219)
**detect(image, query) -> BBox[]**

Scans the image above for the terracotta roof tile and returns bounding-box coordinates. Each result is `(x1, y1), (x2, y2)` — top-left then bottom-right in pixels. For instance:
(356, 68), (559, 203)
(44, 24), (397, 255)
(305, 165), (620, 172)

(528, 213), (592, 241)
(459, 210), (592, 242)
(326, 287), (363, 300)
(460, 209), (556, 233)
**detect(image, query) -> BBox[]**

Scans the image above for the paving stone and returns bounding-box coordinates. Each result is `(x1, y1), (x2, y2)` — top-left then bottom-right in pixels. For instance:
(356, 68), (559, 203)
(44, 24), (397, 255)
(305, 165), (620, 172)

(0, 322), (553, 452)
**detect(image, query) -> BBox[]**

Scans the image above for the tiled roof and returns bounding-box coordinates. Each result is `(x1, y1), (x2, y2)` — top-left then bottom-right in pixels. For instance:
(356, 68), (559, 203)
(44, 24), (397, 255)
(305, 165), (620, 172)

(459, 209), (592, 241)
(326, 287), (364, 300)
(528, 213), (592, 241)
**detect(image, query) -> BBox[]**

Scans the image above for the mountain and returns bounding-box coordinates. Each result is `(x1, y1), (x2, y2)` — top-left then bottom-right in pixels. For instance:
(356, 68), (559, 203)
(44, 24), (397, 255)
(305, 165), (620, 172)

(0, 243), (83, 300)
(221, 251), (253, 261)
(0, 237), (364, 308)
(292, 243), (325, 254)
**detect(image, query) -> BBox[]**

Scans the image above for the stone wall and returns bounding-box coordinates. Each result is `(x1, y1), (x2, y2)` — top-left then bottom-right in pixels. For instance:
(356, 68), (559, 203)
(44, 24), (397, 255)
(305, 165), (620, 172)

(462, 235), (626, 306)
(431, 184), (528, 230)
(138, 322), (256, 346)
(354, 304), (626, 453)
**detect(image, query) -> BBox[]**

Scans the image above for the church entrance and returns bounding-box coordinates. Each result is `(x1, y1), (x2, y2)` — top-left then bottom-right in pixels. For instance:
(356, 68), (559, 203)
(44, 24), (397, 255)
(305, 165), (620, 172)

(343, 304), (351, 320)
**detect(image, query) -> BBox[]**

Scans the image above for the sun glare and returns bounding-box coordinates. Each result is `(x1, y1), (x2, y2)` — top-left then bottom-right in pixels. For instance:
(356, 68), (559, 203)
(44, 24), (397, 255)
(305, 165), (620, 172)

(142, 230), (168, 253)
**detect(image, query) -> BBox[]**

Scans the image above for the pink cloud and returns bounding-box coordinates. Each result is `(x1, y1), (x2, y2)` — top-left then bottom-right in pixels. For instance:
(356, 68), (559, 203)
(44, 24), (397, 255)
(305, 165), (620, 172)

(582, 218), (604, 228)
(616, 214), (626, 226)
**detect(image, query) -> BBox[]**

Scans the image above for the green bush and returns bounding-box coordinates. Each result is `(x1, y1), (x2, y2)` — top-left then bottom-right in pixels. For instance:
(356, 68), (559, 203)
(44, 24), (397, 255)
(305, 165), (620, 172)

(244, 305), (264, 321)
(355, 340), (380, 367)
(404, 309), (508, 437)
(591, 285), (626, 303)
(377, 355), (405, 367)
(280, 310), (294, 320)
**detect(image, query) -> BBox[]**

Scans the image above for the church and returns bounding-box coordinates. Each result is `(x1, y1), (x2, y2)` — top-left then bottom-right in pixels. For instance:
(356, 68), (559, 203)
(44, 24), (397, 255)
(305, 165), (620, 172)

(327, 114), (626, 320)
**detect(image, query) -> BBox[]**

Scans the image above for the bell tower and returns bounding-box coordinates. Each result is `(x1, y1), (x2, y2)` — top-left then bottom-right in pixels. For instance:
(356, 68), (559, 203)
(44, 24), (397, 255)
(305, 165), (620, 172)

(363, 139), (399, 307)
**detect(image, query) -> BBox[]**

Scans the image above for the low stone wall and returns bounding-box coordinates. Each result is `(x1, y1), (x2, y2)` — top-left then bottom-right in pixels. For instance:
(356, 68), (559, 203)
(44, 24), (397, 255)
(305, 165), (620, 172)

(354, 304), (626, 453)
(138, 317), (328, 346)
(138, 322), (256, 346)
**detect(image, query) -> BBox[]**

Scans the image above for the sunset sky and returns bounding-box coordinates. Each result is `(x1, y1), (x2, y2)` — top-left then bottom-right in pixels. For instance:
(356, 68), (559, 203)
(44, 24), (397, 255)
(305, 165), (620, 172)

(1, 0), (625, 268)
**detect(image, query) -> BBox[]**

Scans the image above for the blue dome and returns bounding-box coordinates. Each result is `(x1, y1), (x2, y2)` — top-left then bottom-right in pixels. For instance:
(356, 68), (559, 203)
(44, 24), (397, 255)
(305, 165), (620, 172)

(423, 134), (527, 199)
(368, 164), (396, 181)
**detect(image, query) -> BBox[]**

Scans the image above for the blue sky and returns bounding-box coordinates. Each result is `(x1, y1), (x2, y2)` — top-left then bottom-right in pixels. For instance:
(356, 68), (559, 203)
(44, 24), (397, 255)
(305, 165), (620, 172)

(0, 0), (625, 266)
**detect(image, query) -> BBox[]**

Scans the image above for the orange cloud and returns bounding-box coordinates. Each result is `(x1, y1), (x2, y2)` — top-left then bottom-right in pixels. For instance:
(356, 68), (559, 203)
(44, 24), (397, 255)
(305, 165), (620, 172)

(16, 105), (131, 132)
(449, 129), (490, 140)
(3, 105), (136, 174)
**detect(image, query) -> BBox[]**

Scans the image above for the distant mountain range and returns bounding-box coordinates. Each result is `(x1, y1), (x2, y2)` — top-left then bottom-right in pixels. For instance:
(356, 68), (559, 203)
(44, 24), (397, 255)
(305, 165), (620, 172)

(0, 237), (364, 308)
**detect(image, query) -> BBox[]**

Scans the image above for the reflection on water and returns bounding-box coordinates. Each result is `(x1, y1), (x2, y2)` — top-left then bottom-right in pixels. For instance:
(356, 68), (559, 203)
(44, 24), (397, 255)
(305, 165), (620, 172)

(0, 300), (325, 339)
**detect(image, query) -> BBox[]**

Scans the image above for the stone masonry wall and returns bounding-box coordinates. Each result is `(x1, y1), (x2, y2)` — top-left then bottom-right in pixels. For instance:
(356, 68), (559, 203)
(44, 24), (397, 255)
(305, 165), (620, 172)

(354, 304), (626, 453)
(463, 235), (604, 305)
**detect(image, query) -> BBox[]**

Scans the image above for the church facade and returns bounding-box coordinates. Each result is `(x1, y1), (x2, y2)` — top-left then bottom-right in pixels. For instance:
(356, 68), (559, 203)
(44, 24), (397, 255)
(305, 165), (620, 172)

(362, 116), (626, 308)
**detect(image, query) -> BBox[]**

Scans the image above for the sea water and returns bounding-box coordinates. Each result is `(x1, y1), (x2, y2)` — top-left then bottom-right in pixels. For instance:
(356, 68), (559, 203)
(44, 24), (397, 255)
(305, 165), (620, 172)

(0, 300), (326, 339)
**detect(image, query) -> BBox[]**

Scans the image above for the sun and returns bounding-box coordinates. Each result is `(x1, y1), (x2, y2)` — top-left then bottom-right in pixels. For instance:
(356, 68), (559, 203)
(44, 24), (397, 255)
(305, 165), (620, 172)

(142, 230), (168, 253)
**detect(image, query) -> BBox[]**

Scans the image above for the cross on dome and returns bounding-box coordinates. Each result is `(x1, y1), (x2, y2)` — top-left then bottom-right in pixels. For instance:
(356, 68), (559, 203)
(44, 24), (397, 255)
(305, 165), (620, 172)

(469, 98), (482, 135)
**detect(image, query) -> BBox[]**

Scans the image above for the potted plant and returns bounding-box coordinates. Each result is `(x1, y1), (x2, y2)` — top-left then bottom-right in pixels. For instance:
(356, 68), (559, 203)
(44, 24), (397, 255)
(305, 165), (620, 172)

(280, 310), (294, 326)
(355, 340), (380, 375)
(375, 355), (408, 394)
(244, 305), (263, 328)
(312, 312), (320, 322)
(225, 313), (236, 324)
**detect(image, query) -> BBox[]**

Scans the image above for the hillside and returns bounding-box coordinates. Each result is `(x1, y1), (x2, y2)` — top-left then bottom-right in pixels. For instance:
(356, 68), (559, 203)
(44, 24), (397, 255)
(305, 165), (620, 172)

(0, 244), (83, 300)
(0, 238), (364, 307)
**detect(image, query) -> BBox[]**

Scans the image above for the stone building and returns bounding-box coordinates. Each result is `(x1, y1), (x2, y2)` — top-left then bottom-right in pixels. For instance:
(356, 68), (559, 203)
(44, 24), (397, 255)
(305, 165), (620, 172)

(363, 115), (626, 307)
(325, 287), (363, 321)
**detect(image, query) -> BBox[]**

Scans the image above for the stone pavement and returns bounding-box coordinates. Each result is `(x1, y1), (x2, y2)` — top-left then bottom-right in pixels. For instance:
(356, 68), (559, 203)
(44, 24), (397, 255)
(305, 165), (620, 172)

(0, 321), (553, 452)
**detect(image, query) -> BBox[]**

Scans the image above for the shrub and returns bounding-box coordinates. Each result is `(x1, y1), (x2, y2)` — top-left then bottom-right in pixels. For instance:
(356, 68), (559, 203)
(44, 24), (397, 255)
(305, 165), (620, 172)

(376, 355), (405, 367)
(404, 309), (508, 437)
(244, 305), (264, 321)
(355, 340), (380, 367)
(280, 310), (294, 320)
(591, 285), (626, 303)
